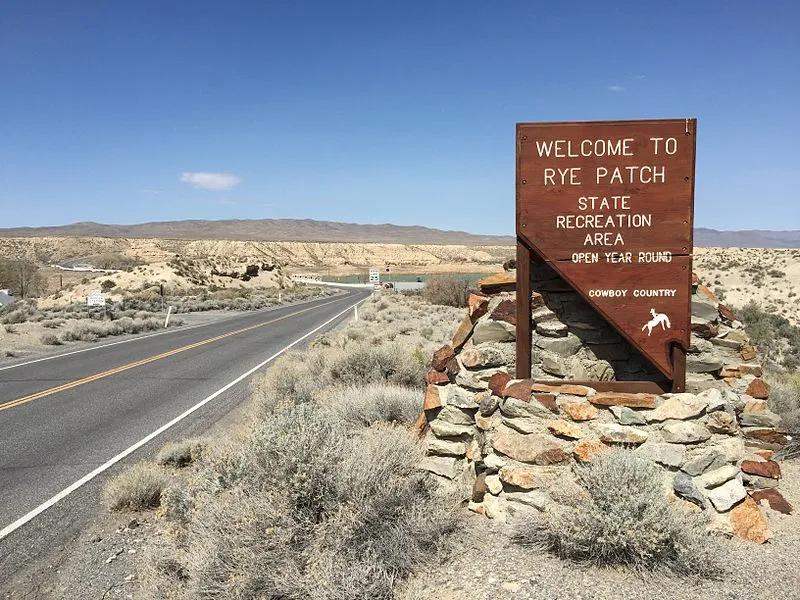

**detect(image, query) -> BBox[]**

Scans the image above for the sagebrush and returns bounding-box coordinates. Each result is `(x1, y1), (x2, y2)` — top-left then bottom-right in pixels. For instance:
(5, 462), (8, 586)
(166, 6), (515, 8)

(513, 449), (722, 576)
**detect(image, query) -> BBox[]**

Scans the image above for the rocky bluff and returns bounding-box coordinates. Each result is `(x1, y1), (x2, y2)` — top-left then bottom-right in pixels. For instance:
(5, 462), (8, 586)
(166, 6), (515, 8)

(418, 269), (791, 544)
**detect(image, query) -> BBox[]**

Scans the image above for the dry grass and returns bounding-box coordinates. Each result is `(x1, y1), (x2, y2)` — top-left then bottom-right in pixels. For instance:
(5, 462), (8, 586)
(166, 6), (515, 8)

(421, 276), (473, 308)
(103, 462), (169, 512)
(156, 439), (205, 468)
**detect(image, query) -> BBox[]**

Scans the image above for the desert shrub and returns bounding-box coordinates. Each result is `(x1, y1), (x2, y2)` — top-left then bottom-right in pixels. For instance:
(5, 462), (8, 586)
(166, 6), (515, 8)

(328, 343), (426, 388)
(738, 301), (800, 369)
(100, 279), (117, 292)
(422, 276), (472, 308)
(157, 439), (205, 468)
(159, 485), (195, 524)
(40, 333), (62, 345)
(103, 462), (169, 511)
(4, 324), (17, 334)
(252, 348), (333, 408)
(325, 384), (423, 428)
(768, 371), (800, 459)
(140, 405), (459, 600)
(41, 318), (65, 329)
(513, 449), (721, 576)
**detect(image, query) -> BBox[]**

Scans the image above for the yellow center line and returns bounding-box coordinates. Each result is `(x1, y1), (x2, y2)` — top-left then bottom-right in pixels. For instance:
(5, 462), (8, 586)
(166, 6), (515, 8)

(0, 297), (346, 413)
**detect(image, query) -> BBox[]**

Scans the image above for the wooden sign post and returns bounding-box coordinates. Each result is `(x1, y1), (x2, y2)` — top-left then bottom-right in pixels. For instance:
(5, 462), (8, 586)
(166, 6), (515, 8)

(516, 119), (697, 392)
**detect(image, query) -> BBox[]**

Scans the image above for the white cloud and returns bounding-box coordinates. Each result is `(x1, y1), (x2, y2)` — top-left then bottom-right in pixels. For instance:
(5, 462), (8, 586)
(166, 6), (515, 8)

(608, 85), (626, 92)
(136, 188), (164, 195)
(179, 172), (242, 191)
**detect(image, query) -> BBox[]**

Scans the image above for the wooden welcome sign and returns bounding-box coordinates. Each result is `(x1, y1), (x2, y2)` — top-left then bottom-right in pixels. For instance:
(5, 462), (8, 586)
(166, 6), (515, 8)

(515, 119), (697, 392)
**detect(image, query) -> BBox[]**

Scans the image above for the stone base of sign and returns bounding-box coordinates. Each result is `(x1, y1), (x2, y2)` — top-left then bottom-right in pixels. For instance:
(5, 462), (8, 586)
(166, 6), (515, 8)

(419, 271), (786, 544)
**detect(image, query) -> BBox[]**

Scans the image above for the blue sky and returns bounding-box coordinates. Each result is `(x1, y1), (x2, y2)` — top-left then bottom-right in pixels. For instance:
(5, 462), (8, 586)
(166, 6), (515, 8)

(1, 1), (798, 234)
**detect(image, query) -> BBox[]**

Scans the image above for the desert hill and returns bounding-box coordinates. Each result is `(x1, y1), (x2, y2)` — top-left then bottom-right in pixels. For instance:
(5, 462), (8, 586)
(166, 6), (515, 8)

(2, 219), (800, 248)
(0, 219), (516, 246)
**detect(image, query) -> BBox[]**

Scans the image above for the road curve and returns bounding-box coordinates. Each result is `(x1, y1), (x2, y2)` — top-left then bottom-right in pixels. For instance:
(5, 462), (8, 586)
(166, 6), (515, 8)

(0, 288), (369, 585)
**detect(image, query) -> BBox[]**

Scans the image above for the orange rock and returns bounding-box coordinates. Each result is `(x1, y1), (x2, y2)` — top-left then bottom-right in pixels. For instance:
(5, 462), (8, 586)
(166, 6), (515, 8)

(531, 382), (590, 396)
(478, 272), (516, 294)
(502, 380), (534, 400)
(746, 378), (770, 400)
(452, 314), (475, 350)
(588, 392), (657, 409)
(740, 344), (757, 361)
(720, 366), (741, 378)
(475, 414), (493, 430)
(754, 450), (774, 460)
(468, 293), (490, 320)
(431, 345), (455, 371)
(750, 488), (793, 514)
(730, 496), (771, 544)
(741, 460), (781, 479)
(739, 364), (763, 377)
(573, 439), (608, 463)
(423, 385), (444, 410)
(697, 284), (719, 302)
(426, 369), (450, 385)
(718, 303), (738, 322)
(488, 372), (512, 396)
(547, 419), (582, 439)
(533, 393), (559, 413)
(744, 429), (789, 445)
(489, 299), (517, 326)
(560, 402), (598, 422)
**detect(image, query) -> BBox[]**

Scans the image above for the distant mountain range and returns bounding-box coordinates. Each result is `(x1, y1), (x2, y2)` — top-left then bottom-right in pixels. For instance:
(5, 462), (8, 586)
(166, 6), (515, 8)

(0, 219), (798, 248)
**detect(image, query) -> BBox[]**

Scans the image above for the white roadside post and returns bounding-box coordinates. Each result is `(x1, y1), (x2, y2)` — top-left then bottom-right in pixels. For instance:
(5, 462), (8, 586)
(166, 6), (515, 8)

(354, 304), (358, 321)
(164, 306), (173, 328)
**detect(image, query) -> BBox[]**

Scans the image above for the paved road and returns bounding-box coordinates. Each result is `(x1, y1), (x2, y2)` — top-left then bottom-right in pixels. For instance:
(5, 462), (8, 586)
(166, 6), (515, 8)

(0, 289), (368, 586)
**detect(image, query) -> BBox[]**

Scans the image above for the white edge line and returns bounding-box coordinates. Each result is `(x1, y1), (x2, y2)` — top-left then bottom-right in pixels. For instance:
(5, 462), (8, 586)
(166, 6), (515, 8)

(0, 291), (346, 373)
(0, 294), (367, 541)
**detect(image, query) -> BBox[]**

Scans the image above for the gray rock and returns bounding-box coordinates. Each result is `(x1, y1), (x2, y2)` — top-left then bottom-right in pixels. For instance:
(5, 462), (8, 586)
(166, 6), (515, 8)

(485, 474), (503, 495)
(723, 329), (749, 343)
(705, 410), (739, 434)
(702, 478), (747, 512)
(472, 320), (516, 344)
(540, 352), (567, 377)
(455, 367), (507, 391)
(531, 306), (557, 323)
(483, 453), (506, 472)
(503, 490), (548, 511)
(742, 473), (779, 489)
(500, 396), (553, 420)
(536, 320), (568, 337)
(461, 344), (506, 369)
(429, 420), (474, 438)
(710, 337), (744, 350)
(716, 436), (746, 462)
(419, 456), (461, 479)
(479, 394), (500, 417)
(535, 333), (582, 357)
(609, 405), (648, 425)
(692, 299), (719, 322)
(594, 423), (648, 444)
(696, 465), (740, 489)
(502, 416), (538, 434)
(636, 441), (686, 468)
(646, 393), (707, 422)
(739, 409), (782, 428)
(682, 448), (727, 476)
(585, 359), (614, 381)
(690, 338), (715, 354)
(687, 354), (724, 374)
(697, 388), (729, 413)
(674, 472), (706, 507)
(427, 437), (467, 457)
(438, 405), (476, 426)
(661, 421), (712, 444)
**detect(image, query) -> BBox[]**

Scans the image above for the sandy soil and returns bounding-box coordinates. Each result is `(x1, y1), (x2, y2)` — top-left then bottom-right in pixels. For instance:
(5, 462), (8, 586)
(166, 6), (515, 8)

(694, 247), (800, 324)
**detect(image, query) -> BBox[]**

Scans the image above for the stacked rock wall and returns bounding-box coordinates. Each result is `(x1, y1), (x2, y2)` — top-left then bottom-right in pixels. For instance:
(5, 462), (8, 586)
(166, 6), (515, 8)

(419, 272), (792, 543)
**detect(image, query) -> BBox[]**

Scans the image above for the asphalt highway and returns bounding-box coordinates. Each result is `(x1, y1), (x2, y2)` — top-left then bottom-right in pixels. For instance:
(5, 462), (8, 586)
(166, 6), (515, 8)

(0, 288), (369, 586)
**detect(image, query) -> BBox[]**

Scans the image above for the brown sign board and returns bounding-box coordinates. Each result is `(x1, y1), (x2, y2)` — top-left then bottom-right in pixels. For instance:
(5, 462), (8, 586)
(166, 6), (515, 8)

(516, 119), (697, 387)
